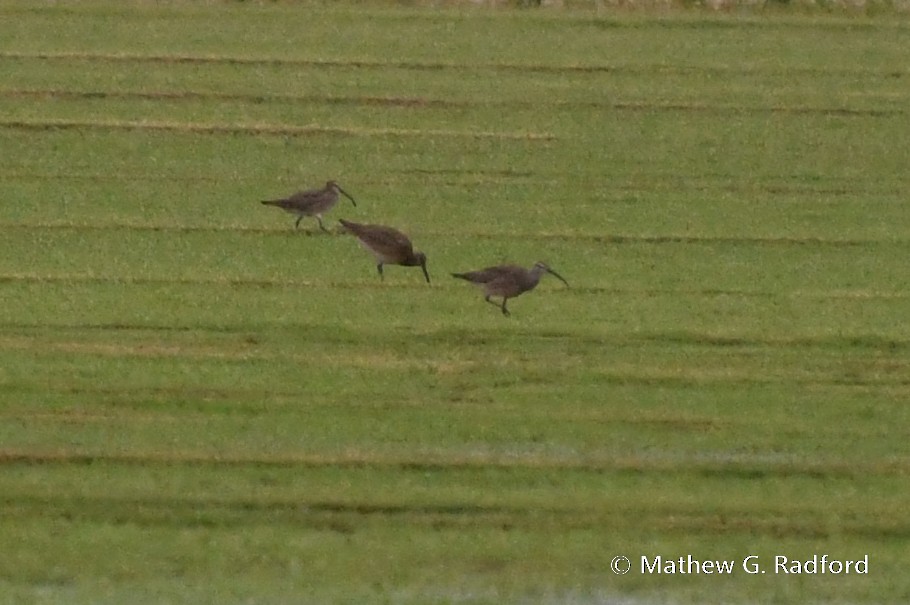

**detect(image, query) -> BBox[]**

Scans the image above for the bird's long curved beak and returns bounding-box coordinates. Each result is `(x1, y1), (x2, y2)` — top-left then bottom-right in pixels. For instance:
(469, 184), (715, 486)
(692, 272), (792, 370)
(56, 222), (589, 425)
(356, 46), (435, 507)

(338, 187), (357, 207)
(421, 261), (431, 284)
(547, 267), (569, 287)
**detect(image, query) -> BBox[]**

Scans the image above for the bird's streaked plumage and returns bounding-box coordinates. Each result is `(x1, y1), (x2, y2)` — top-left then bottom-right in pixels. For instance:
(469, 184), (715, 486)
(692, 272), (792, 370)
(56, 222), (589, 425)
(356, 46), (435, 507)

(261, 180), (356, 232)
(452, 261), (568, 316)
(340, 219), (430, 283)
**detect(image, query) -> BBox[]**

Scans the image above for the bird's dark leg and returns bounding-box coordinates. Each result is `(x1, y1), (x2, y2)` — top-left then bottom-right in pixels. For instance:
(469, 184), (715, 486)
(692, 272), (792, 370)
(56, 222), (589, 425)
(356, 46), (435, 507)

(294, 215), (303, 229)
(316, 215), (329, 233)
(501, 298), (511, 317)
(376, 264), (384, 280)
(484, 295), (502, 313)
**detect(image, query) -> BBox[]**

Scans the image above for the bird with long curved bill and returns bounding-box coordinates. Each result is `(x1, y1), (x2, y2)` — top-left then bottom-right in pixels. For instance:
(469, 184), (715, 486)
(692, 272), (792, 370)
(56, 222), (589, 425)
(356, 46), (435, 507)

(261, 180), (356, 232)
(339, 219), (430, 283)
(452, 261), (568, 316)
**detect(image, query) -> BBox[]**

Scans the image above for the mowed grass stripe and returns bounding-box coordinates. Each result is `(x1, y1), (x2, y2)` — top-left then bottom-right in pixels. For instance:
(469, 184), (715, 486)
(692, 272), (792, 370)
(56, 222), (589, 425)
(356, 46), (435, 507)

(2, 448), (907, 478)
(3, 49), (907, 78)
(6, 169), (903, 195)
(0, 117), (555, 141)
(7, 493), (901, 539)
(0, 222), (895, 246)
(1, 87), (901, 117)
(0, 168), (538, 185)
(2, 272), (908, 302)
(4, 330), (909, 391)
(2, 87), (465, 109)
(4, 323), (910, 348)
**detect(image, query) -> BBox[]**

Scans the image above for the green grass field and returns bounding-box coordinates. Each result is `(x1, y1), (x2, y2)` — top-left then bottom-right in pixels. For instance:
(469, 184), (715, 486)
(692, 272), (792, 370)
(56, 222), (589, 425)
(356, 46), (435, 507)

(1, 1), (909, 603)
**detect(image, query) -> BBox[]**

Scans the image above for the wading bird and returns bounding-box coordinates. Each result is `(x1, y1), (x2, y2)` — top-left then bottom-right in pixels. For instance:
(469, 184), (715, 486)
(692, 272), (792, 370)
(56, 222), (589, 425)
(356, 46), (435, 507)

(339, 219), (430, 283)
(451, 261), (568, 316)
(261, 180), (356, 232)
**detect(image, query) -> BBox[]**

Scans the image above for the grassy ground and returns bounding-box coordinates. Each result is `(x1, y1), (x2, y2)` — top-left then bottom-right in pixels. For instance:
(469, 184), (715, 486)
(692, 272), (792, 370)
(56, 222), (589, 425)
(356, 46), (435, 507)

(1, 2), (909, 603)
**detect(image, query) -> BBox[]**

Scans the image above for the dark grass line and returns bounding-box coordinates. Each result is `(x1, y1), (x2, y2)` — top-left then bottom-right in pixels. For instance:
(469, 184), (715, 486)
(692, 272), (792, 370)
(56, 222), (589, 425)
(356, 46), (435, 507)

(593, 373), (910, 389)
(0, 168), (534, 186)
(0, 171), (230, 183)
(639, 331), (910, 350)
(6, 50), (607, 72)
(3, 273), (907, 302)
(4, 322), (909, 354)
(4, 50), (907, 80)
(575, 14), (910, 33)
(0, 118), (556, 141)
(0, 88), (459, 109)
(0, 271), (481, 292)
(4, 364), (909, 391)
(4, 493), (905, 538)
(0, 222), (891, 247)
(4, 273), (906, 303)
(0, 494), (561, 533)
(0, 87), (901, 117)
(3, 492), (551, 521)
(6, 169), (904, 196)
(655, 513), (908, 540)
(1, 449), (906, 478)
(2, 382), (302, 403)
(0, 272), (434, 292)
(607, 101), (903, 117)
(0, 321), (244, 335)
(519, 328), (910, 350)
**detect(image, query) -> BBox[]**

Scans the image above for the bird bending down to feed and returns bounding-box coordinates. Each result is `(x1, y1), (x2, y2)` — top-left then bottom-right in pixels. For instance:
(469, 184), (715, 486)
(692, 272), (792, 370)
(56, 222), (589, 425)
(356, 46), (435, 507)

(339, 219), (430, 283)
(451, 261), (569, 317)
(261, 180), (356, 232)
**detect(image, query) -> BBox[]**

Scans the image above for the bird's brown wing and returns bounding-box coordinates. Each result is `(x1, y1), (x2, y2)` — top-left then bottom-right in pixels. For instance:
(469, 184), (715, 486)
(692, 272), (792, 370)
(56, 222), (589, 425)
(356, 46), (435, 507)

(360, 225), (414, 255)
(284, 189), (322, 210)
(342, 221), (414, 256)
(458, 265), (521, 284)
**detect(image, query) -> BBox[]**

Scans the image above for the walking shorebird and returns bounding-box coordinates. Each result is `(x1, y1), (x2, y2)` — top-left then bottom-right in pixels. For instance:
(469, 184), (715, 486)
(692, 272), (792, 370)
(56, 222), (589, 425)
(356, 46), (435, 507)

(261, 180), (356, 232)
(339, 219), (430, 283)
(451, 261), (569, 316)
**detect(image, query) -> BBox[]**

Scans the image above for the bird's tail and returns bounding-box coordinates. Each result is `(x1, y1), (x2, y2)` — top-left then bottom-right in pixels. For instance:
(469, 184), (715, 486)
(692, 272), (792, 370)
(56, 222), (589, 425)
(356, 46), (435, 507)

(338, 218), (361, 233)
(260, 200), (284, 206)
